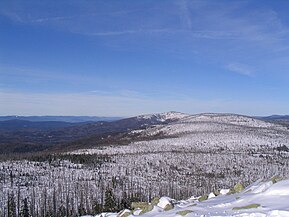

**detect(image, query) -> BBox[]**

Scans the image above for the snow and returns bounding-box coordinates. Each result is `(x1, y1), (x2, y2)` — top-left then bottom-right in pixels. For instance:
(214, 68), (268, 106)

(94, 213), (118, 217)
(70, 113), (289, 157)
(248, 180), (273, 194)
(136, 111), (189, 122)
(208, 192), (216, 199)
(263, 180), (289, 196)
(2, 113), (289, 217)
(179, 113), (286, 130)
(84, 178), (289, 217)
(157, 197), (172, 209)
(220, 189), (231, 195)
(133, 209), (143, 216)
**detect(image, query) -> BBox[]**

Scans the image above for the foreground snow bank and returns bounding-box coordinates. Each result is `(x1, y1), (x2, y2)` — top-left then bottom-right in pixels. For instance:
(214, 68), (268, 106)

(85, 178), (289, 217)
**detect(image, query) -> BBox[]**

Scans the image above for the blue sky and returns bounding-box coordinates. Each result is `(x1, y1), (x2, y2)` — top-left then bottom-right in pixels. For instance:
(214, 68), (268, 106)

(1, 0), (289, 116)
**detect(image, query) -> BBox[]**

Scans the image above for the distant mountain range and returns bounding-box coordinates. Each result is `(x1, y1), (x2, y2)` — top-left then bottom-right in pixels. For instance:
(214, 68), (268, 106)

(0, 120), (82, 132)
(257, 115), (289, 121)
(1, 114), (288, 123)
(0, 112), (186, 154)
(0, 115), (122, 123)
(1, 112), (288, 155)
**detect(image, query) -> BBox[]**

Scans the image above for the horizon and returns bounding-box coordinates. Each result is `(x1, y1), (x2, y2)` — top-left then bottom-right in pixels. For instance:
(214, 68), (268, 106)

(1, 1), (289, 116)
(0, 111), (288, 119)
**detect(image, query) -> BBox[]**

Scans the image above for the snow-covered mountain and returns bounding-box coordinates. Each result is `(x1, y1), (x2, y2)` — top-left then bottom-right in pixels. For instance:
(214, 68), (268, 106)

(141, 113), (287, 136)
(136, 111), (189, 123)
(1, 112), (289, 217)
(72, 113), (289, 155)
(0, 111), (188, 154)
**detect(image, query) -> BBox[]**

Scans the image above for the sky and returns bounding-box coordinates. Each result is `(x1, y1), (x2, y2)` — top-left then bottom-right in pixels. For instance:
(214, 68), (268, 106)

(1, 0), (289, 117)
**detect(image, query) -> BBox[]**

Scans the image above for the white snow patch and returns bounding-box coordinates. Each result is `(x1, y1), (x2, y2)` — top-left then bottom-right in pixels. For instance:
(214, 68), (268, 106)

(220, 189), (231, 195)
(208, 192), (216, 199)
(157, 197), (172, 209)
(83, 178), (289, 217)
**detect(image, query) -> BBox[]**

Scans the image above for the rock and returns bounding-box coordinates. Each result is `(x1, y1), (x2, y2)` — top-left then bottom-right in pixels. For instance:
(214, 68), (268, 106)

(232, 204), (261, 210)
(233, 183), (244, 193)
(198, 194), (208, 202)
(133, 209), (142, 215)
(131, 202), (154, 215)
(229, 183), (244, 194)
(151, 197), (160, 206)
(131, 202), (149, 210)
(271, 176), (282, 184)
(164, 203), (174, 211)
(176, 210), (193, 216)
(213, 190), (220, 196)
(139, 204), (153, 215)
(118, 209), (132, 217)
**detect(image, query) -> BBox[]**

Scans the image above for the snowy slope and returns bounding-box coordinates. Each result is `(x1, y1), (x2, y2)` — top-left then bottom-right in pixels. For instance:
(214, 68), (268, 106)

(84, 178), (289, 217)
(181, 113), (282, 128)
(132, 113), (289, 151)
(136, 111), (189, 123)
(71, 113), (289, 155)
(2, 113), (288, 217)
(145, 113), (287, 136)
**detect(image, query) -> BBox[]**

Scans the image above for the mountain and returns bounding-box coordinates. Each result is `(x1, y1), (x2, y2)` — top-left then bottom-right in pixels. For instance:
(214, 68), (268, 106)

(257, 115), (289, 129)
(2, 111), (289, 155)
(72, 113), (289, 155)
(0, 111), (188, 154)
(258, 115), (289, 121)
(0, 115), (122, 123)
(135, 111), (189, 123)
(0, 119), (82, 132)
(1, 112), (288, 217)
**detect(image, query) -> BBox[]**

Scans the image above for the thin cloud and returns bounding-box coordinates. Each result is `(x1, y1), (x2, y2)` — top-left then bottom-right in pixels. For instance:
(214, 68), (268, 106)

(0, 64), (113, 90)
(0, 91), (287, 116)
(29, 10), (138, 23)
(31, 15), (76, 23)
(226, 63), (255, 76)
(2, 0), (288, 44)
(0, 91), (188, 116)
(178, 0), (192, 29)
(81, 29), (247, 40)
(84, 29), (173, 36)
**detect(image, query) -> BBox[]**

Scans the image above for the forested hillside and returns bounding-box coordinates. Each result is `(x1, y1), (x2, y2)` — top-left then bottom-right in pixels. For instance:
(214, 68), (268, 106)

(1, 113), (289, 216)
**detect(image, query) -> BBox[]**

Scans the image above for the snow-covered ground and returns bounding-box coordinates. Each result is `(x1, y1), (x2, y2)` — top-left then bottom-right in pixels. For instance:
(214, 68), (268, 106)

(1, 113), (289, 217)
(136, 111), (189, 123)
(70, 113), (289, 155)
(85, 178), (289, 217)
(142, 113), (287, 136)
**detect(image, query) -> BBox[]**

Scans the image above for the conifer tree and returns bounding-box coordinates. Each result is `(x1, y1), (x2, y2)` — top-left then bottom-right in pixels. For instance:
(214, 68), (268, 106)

(93, 200), (103, 214)
(21, 198), (30, 217)
(104, 188), (117, 212)
(120, 192), (130, 210)
(7, 193), (16, 217)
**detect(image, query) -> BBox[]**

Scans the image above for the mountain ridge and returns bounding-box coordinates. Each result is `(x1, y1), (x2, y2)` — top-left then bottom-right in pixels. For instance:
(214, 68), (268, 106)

(0, 115), (122, 123)
(70, 112), (289, 155)
(2, 112), (289, 155)
(0, 111), (187, 154)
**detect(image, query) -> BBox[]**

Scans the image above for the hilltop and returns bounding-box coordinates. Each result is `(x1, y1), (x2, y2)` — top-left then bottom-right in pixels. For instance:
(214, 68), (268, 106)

(71, 112), (289, 155)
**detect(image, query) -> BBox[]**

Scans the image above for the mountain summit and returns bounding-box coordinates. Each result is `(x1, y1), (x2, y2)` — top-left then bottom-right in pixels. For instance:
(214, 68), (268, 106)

(136, 111), (189, 123)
